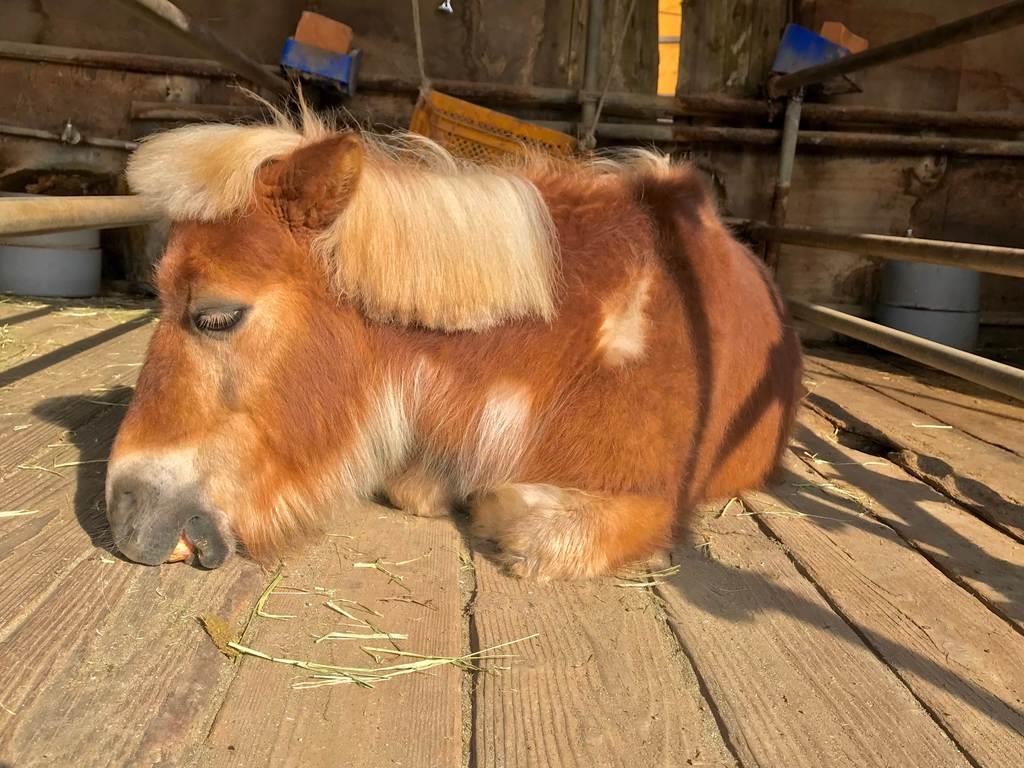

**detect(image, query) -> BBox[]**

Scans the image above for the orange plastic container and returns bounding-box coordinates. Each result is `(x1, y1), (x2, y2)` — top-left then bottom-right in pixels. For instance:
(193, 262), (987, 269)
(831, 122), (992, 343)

(410, 89), (577, 164)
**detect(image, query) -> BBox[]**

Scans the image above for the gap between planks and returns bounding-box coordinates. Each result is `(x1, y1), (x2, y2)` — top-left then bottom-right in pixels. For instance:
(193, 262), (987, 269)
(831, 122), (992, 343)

(809, 348), (1024, 458)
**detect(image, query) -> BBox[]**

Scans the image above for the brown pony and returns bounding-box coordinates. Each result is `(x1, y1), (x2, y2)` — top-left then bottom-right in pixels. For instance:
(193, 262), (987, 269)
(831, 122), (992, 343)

(105, 110), (802, 579)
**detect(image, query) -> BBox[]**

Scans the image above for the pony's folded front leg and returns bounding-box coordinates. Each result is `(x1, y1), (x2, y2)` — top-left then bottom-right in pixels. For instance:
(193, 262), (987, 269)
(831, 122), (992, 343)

(469, 485), (675, 580)
(384, 456), (454, 518)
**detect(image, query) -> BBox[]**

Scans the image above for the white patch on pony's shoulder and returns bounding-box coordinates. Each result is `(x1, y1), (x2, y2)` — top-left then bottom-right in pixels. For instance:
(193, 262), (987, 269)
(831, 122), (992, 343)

(598, 271), (653, 367)
(459, 383), (533, 493)
(339, 380), (416, 495)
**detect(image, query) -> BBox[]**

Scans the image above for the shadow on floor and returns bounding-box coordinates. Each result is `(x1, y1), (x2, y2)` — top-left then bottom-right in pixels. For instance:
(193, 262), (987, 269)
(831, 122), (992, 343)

(662, 443), (1024, 742)
(0, 305), (54, 327)
(29, 387), (135, 558)
(1, 313), (154, 389)
(792, 422), (1023, 622)
(807, 392), (1021, 527)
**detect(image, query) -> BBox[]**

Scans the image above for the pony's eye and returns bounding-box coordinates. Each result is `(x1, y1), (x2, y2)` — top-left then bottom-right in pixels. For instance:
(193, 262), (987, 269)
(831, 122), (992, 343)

(192, 307), (246, 335)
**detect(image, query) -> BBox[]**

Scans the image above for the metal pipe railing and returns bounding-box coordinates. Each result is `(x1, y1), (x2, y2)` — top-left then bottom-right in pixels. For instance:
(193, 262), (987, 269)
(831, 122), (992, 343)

(0, 196), (161, 238)
(736, 223), (1024, 279)
(765, 92), (803, 271)
(790, 301), (1024, 402)
(768, 0), (1024, 97)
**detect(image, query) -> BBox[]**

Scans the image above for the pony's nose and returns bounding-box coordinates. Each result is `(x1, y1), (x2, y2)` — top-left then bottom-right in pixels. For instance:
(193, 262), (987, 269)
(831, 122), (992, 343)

(106, 472), (231, 568)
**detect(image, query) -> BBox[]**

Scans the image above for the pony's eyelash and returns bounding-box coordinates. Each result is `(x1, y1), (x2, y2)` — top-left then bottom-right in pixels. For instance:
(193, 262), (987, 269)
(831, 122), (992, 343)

(193, 307), (246, 334)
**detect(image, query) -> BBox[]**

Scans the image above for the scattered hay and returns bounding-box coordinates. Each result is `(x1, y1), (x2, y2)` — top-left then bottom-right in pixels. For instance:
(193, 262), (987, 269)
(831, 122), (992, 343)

(228, 634), (537, 689)
(204, 553), (534, 691)
(315, 630), (409, 644)
(0, 510), (38, 519)
(615, 564), (680, 588)
(379, 595), (437, 611)
(801, 451), (886, 468)
(387, 552), (431, 566)
(254, 569), (295, 620)
(325, 599), (402, 649)
(911, 423), (953, 430)
(326, 598), (382, 618)
(715, 497), (741, 519)
(353, 559), (411, 592)
(53, 459), (108, 469)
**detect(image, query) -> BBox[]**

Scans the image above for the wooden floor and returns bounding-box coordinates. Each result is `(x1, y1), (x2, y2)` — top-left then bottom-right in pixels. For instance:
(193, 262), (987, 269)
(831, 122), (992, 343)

(1, 297), (1022, 768)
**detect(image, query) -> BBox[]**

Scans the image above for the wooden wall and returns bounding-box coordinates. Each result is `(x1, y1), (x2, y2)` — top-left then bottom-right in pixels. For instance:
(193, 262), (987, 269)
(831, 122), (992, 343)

(677, 0), (1024, 340)
(3, 0), (656, 90)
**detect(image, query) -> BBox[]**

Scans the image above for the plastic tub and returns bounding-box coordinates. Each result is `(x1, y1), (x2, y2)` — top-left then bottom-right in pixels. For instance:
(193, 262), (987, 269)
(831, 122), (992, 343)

(0, 192), (103, 297)
(0, 243), (102, 297)
(875, 261), (981, 352)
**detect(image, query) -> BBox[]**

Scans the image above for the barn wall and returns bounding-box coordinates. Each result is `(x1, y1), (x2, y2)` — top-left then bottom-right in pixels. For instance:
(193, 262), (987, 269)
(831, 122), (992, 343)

(1, 0), (1021, 332)
(0, 1), (656, 289)
(2, 0), (656, 90)
(680, 0), (1024, 340)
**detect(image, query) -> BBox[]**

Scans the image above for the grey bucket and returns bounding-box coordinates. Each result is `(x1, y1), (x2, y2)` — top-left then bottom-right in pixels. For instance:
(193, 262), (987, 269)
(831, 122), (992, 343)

(0, 192), (103, 298)
(875, 260), (980, 352)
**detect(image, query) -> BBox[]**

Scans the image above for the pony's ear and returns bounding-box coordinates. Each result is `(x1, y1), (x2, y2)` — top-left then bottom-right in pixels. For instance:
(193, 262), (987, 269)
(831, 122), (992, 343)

(261, 133), (364, 230)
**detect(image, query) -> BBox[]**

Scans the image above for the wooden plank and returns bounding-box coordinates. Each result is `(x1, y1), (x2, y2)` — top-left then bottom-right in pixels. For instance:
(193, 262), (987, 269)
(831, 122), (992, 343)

(0, 311), (154, 396)
(201, 507), (466, 768)
(0, 377), (262, 763)
(793, 408), (1024, 632)
(0, 314), (154, 632)
(0, 541), (261, 764)
(656, 509), (970, 768)
(0, 403), (130, 636)
(810, 348), (1024, 457)
(472, 551), (740, 767)
(0, 322), (153, 477)
(746, 456), (1024, 768)
(803, 356), (1024, 540)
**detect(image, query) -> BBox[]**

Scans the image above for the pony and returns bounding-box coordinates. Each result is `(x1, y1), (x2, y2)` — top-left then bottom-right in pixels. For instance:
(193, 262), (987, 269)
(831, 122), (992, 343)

(105, 108), (803, 579)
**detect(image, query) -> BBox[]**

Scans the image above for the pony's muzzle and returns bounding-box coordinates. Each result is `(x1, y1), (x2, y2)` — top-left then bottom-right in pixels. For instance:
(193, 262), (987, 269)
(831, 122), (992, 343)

(105, 464), (232, 569)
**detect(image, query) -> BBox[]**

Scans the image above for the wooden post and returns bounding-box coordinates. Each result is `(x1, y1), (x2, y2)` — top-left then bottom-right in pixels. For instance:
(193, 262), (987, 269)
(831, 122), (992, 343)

(677, 0), (788, 97)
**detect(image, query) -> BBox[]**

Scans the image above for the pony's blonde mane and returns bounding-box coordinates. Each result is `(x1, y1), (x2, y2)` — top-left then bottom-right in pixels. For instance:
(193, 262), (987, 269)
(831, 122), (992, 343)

(126, 105), (672, 332)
